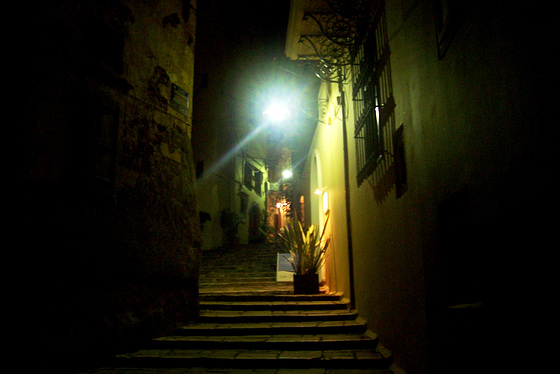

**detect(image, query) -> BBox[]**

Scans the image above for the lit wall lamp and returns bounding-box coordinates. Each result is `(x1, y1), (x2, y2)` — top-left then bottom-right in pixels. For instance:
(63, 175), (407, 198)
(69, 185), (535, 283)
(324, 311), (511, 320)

(314, 188), (329, 215)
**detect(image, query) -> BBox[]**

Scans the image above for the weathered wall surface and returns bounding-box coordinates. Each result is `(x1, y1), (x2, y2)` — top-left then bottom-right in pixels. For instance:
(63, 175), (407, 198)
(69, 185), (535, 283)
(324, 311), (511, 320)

(22, 0), (199, 368)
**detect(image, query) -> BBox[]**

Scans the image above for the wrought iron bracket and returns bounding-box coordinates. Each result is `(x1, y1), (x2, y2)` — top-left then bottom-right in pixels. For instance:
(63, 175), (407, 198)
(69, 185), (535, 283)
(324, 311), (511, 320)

(295, 1), (372, 83)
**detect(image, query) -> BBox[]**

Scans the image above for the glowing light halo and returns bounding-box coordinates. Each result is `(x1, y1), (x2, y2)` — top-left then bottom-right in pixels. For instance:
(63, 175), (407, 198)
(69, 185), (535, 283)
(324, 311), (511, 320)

(263, 102), (291, 123)
(282, 169), (293, 179)
(197, 124), (266, 183)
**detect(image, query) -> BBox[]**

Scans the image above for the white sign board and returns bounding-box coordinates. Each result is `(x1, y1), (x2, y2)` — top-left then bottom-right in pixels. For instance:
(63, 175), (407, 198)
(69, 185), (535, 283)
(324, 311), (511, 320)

(277, 253), (295, 282)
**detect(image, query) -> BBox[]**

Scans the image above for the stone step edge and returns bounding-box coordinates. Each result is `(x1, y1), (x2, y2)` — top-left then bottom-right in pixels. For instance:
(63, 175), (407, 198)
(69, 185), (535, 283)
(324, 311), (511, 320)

(200, 259), (278, 263)
(199, 275), (276, 279)
(199, 292), (344, 302)
(200, 268), (276, 271)
(199, 280), (277, 284)
(174, 318), (368, 336)
(200, 274), (277, 279)
(200, 271), (276, 274)
(199, 282), (284, 287)
(199, 281), (278, 285)
(201, 258), (278, 263)
(114, 345), (392, 369)
(199, 299), (351, 311)
(152, 330), (379, 350)
(198, 290), (295, 297)
(198, 309), (357, 317)
(197, 311), (359, 323)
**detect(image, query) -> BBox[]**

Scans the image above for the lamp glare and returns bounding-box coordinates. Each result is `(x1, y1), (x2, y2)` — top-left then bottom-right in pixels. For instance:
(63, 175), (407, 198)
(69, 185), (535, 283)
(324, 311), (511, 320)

(282, 170), (293, 179)
(263, 104), (290, 123)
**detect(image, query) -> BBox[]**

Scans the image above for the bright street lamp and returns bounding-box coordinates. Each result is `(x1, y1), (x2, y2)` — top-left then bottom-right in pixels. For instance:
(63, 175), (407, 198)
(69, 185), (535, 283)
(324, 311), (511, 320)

(263, 103), (291, 123)
(282, 169), (293, 179)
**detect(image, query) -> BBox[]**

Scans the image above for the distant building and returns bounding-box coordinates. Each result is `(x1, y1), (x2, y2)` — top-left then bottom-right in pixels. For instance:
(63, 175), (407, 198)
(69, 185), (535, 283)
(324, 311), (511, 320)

(193, 0), (294, 249)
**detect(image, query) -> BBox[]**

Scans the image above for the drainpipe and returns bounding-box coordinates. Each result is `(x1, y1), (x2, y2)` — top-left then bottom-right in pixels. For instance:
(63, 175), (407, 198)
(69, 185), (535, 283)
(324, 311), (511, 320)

(337, 69), (356, 310)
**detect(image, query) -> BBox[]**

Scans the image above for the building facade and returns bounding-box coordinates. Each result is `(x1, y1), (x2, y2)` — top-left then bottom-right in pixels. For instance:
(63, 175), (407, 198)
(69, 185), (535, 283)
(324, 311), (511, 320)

(192, 0), (295, 249)
(286, 0), (553, 372)
(22, 0), (200, 368)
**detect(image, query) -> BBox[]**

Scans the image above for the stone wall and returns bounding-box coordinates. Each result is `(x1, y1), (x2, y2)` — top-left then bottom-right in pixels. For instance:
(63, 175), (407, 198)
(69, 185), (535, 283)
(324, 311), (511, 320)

(22, 0), (200, 369)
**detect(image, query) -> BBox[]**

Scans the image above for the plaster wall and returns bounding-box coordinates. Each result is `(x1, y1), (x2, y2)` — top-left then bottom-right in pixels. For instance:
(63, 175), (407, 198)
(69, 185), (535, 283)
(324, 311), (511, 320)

(302, 1), (553, 372)
(305, 81), (352, 304)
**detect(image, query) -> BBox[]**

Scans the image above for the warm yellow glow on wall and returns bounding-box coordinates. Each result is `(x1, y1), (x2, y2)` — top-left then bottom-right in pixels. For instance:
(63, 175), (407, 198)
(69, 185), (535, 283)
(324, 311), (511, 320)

(322, 191), (329, 215)
(314, 188), (329, 215)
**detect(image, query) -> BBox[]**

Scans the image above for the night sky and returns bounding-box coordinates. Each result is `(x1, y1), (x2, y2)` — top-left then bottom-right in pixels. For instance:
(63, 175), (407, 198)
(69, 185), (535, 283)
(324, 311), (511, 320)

(196, 0), (319, 174)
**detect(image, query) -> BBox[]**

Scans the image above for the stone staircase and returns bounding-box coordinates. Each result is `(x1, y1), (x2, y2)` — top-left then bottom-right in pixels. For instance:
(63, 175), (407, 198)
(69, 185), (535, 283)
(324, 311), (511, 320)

(198, 243), (290, 294)
(90, 244), (394, 373)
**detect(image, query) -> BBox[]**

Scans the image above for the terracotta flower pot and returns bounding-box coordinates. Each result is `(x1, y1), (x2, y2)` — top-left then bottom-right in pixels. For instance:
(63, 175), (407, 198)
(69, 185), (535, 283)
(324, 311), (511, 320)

(293, 273), (320, 294)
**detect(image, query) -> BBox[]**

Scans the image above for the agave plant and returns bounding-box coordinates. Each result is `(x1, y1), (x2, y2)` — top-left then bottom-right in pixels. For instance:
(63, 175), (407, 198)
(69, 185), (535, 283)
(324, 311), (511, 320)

(278, 214), (331, 275)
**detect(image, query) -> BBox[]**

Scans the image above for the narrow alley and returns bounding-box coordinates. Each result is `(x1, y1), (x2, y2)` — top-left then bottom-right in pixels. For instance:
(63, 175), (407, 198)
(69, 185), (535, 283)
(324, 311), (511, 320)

(25, 1), (552, 373)
(78, 243), (395, 373)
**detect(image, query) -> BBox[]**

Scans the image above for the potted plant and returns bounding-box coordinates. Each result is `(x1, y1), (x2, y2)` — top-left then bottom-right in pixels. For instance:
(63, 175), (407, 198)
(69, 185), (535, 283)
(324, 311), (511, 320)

(220, 209), (244, 246)
(278, 214), (330, 294)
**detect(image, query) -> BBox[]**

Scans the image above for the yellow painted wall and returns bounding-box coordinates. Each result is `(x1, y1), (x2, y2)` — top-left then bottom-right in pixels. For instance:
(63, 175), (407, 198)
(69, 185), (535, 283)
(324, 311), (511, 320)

(301, 1), (553, 372)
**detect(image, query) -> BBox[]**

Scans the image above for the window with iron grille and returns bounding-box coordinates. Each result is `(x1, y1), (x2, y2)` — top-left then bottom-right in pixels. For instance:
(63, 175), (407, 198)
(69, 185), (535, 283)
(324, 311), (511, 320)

(244, 162), (254, 190)
(243, 161), (263, 195)
(351, 2), (395, 186)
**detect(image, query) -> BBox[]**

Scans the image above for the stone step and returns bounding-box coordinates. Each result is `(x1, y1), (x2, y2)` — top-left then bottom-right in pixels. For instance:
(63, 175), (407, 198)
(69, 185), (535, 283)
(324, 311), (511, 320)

(152, 331), (379, 350)
(200, 267), (276, 271)
(114, 345), (393, 369)
(200, 273), (276, 279)
(199, 281), (281, 289)
(200, 267), (276, 273)
(202, 253), (278, 259)
(200, 272), (276, 277)
(174, 318), (368, 336)
(201, 258), (278, 264)
(89, 243), (395, 372)
(201, 249), (281, 260)
(199, 243), (282, 294)
(199, 291), (344, 302)
(199, 277), (276, 284)
(200, 270), (276, 276)
(102, 287), (394, 372)
(198, 285), (294, 296)
(198, 309), (359, 324)
(199, 278), (278, 284)
(201, 261), (277, 266)
(199, 298), (351, 311)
